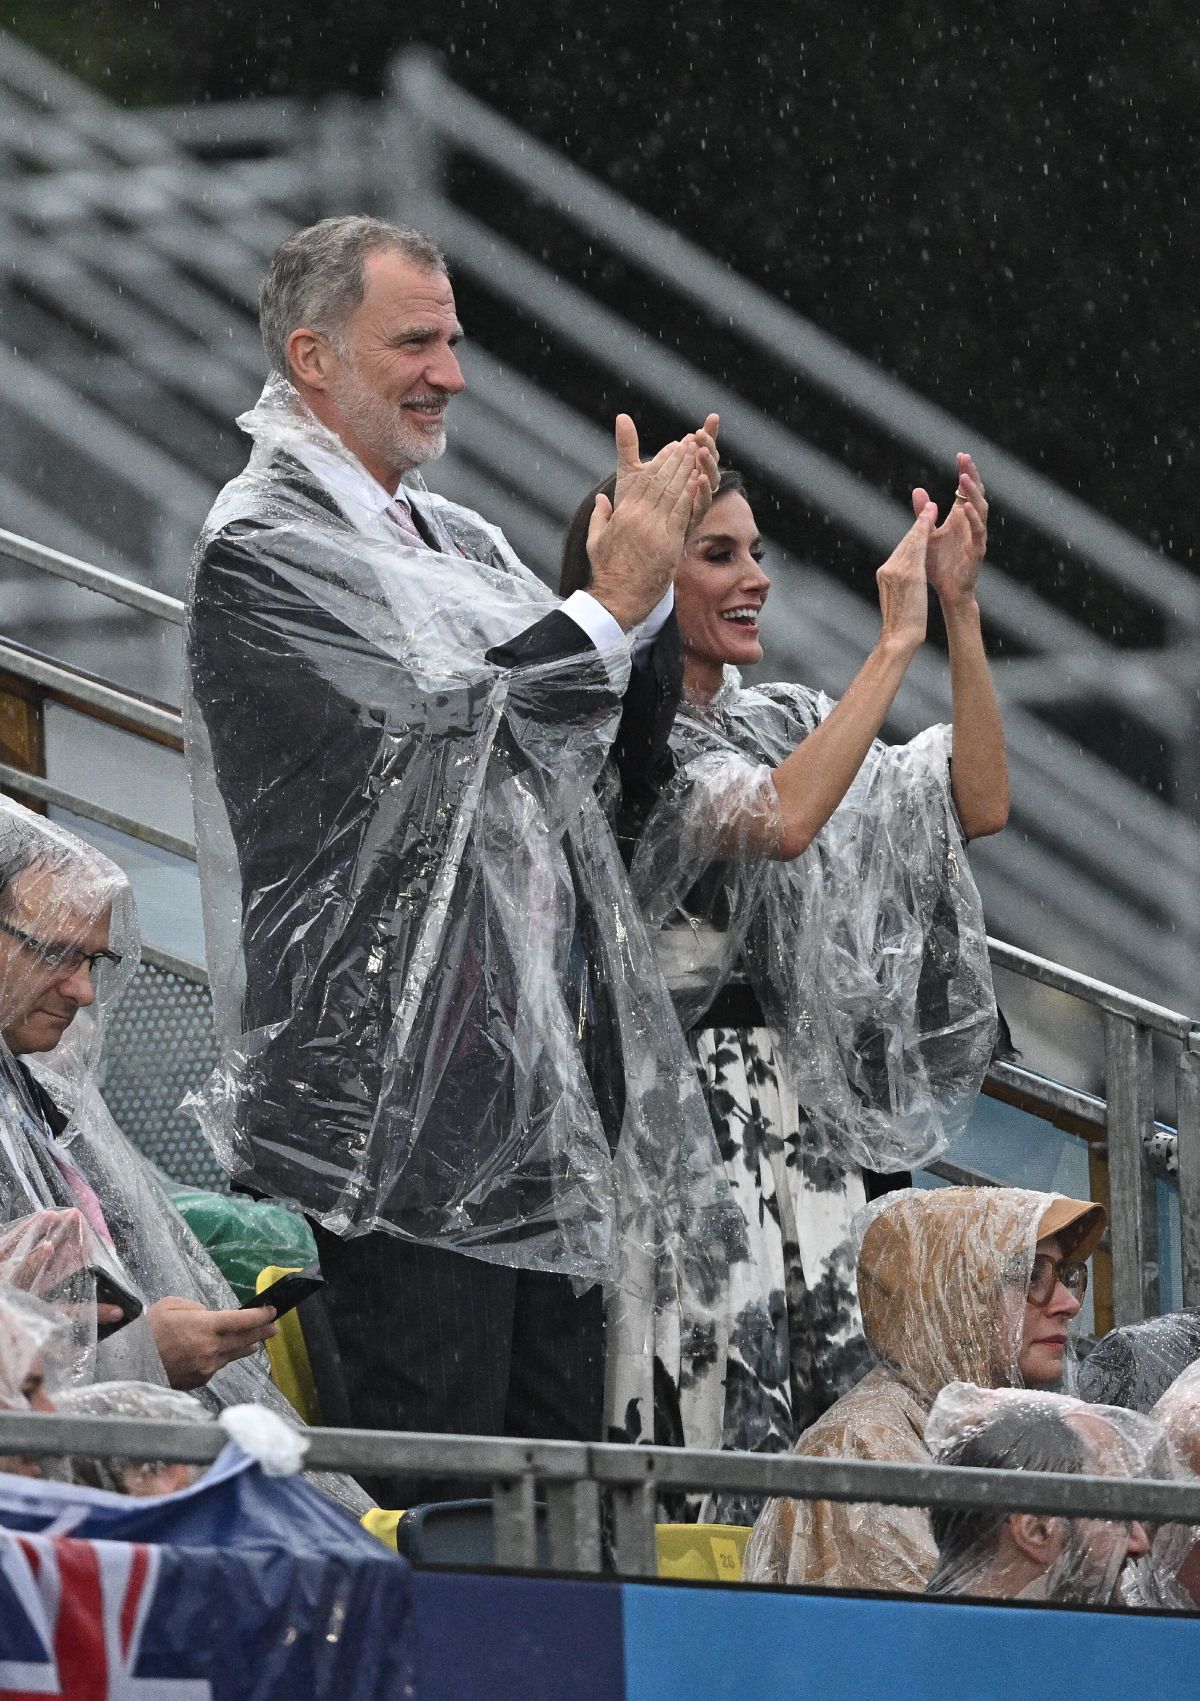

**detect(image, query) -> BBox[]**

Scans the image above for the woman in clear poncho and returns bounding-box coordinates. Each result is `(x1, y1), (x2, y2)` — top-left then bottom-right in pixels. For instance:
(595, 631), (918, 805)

(0, 797), (370, 1516)
(924, 1381), (1158, 1605)
(742, 1187), (1106, 1591)
(561, 461), (1006, 1481)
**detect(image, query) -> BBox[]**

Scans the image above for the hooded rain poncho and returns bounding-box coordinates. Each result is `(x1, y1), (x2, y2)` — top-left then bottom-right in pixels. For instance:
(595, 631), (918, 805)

(742, 1186), (1089, 1592)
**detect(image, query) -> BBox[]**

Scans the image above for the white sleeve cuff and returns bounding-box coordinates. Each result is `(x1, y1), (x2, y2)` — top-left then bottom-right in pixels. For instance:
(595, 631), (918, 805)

(631, 585), (674, 657)
(560, 590), (630, 657)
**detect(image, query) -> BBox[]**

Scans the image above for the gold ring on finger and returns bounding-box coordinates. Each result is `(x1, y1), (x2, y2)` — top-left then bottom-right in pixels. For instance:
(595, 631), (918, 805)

(953, 491), (969, 504)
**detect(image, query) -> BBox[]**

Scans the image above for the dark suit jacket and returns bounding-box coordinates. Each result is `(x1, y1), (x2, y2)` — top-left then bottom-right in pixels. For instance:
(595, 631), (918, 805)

(187, 458), (681, 1239)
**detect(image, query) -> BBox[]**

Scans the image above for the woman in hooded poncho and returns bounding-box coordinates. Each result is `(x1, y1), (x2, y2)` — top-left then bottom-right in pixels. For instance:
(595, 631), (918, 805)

(561, 459), (1007, 1490)
(743, 1186), (1106, 1591)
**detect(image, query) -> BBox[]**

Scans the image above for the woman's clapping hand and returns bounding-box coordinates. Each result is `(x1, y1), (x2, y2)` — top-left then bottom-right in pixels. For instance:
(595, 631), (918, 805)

(876, 501), (936, 655)
(912, 452), (988, 609)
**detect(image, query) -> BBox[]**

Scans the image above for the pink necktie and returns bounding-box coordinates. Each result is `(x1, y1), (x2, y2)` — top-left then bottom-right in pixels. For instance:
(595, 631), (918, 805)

(386, 497), (427, 549)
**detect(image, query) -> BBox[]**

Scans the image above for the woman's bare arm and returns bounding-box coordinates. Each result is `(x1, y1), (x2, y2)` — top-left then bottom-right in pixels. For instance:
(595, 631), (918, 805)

(917, 455), (1010, 839)
(735, 506), (935, 860)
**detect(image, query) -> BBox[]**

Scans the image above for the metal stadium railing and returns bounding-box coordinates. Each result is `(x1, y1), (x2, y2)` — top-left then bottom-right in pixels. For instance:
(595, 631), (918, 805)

(0, 1412), (1195, 1578)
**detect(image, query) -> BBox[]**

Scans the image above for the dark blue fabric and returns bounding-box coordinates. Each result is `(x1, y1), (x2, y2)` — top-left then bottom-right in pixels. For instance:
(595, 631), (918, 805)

(0, 1445), (373, 1551)
(0, 1451), (412, 1700)
(410, 1569), (626, 1701)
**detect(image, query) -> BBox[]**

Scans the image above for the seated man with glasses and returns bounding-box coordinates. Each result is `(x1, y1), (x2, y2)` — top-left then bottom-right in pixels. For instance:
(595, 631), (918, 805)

(0, 798), (371, 1516)
(0, 806), (277, 1392)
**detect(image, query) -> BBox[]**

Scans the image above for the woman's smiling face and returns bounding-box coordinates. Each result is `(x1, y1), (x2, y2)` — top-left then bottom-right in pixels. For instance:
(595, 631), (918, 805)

(674, 489), (770, 696)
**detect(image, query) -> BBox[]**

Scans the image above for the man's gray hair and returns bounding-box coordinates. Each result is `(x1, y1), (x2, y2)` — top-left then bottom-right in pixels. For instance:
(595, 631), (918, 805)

(259, 215), (447, 378)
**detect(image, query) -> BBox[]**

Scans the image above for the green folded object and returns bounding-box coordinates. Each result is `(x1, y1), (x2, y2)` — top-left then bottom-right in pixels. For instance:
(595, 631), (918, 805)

(169, 1186), (318, 1304)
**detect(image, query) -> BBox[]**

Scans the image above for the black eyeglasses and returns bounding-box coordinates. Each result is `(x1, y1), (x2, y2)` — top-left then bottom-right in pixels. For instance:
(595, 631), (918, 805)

(0, 918), (122, 978)
(1027, 1252), (1089, 1308)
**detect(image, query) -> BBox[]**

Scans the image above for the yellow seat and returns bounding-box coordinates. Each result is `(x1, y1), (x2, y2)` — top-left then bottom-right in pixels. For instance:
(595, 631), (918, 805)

(656, 1523), (750, 1582)
(255, 1264), (321, 1425)
(361, 1508), (405, 1551)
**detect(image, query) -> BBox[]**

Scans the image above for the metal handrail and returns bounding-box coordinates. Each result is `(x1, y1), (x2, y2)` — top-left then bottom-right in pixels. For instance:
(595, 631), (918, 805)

(0, 526), (185, 625)
(0, 1412), (1194, 1580)
(395, 52), (1200, 629)
(3, 50), (1196, 1006)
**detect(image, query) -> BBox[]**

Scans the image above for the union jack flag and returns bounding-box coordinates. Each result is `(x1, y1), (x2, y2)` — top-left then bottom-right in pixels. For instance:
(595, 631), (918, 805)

(0, 1531), (210, 1700)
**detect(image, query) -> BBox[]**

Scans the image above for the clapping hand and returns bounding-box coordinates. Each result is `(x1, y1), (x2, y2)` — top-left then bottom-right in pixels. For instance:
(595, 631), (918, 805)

(912, 453), (988, 609)
(586, 417), (711, 630)
(612, 412), (721, 522)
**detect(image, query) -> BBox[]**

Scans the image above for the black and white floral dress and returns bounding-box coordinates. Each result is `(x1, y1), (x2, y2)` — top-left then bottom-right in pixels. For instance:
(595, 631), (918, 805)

(606, 667), (996, 1520)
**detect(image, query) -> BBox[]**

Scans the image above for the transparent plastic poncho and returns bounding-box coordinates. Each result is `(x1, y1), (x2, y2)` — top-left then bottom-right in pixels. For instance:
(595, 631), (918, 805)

(1124, 1358), (1200, 1610)
(925, 1381), (1165, 1606)
(54, 1380), (213, 1496)
(0, 798), (370, 1514)
(1078, 1309), (1200, 1414)
(0, 1281), (73, 1410)
(182, 376), (741, 1290)
(631, 671), (996, 1172)
(0, 1207), (127, 1387)
(743, 1187), (1079, 1592)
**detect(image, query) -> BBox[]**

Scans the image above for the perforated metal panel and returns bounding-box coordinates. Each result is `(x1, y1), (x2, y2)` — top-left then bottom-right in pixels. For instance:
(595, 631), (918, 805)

(103, 958), (228, 1191)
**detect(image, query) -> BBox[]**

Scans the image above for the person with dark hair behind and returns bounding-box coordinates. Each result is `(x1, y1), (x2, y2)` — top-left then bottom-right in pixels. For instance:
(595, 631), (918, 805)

(925, 1381), (1158, 1605)
(562, 460), (1008, 1505)
(1078, 1310), (1200, 1414)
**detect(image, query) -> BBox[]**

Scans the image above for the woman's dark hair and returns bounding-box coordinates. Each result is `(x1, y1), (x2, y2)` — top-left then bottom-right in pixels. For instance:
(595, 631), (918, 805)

(558, 467), (748, 598)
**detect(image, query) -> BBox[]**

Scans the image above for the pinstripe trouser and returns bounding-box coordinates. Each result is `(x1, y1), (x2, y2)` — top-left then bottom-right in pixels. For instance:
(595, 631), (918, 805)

(311, 1223), (605, 1507)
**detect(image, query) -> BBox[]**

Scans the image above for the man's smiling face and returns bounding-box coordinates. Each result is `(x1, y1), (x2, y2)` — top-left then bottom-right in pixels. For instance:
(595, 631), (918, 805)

(322, 249), (466, 483)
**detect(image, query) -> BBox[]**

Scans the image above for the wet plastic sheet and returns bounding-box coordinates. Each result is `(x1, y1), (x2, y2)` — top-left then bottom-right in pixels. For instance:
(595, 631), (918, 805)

(0, 1281), (73, 1411)
(742, 1187), (1097, 1592)
(54, 1379), (214, 1495)
(1124, 1357), (1200, 1610)
(167, 1185), (317, 1304)
(183, 377), (740, 1290)
(1078, 1309), (1200, 1414)
(632, 671), (997, 1172)
(925, 1380), (1167, 1605)
(0, 797), (370, 1514)
(0, 1446), (412, 1700)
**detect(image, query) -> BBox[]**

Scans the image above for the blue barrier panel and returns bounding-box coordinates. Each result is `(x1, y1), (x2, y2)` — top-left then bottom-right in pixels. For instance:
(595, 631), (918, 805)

(622, 1581), (1200, 1701)
(410, 1569), (626, 1701)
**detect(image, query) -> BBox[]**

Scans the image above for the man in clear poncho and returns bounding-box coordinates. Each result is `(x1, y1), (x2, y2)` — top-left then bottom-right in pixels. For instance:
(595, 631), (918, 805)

(183, 214), (738, 1483)
(924, 1382), (1158, 1605)
(0, 797), (369, 1515)
(742, 1185), (1106, 1591)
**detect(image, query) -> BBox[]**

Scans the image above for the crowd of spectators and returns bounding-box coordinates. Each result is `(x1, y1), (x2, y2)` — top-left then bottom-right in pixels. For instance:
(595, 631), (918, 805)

(0, 211), (1196, 1620)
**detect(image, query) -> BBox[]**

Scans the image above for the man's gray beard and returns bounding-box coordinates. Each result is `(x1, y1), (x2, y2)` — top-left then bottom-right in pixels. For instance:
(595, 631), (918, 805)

(329, 360), (446, 473)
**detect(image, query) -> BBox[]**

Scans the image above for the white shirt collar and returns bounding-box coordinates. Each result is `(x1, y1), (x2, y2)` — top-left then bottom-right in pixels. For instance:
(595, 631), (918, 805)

(290, 440), (411, 521)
